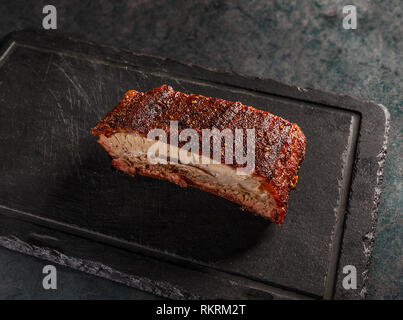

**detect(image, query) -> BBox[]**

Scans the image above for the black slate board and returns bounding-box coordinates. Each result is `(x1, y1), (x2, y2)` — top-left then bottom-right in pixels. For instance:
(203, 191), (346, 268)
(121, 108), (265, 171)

(0, 31), (389, 299)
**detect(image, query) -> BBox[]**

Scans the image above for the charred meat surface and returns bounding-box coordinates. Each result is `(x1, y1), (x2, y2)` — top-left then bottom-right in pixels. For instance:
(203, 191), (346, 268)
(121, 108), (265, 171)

(92, 85), (306, 224)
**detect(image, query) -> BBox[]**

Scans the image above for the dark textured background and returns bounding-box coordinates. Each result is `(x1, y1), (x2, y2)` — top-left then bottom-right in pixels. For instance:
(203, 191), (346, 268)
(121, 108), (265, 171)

(0, 0), (401, 299)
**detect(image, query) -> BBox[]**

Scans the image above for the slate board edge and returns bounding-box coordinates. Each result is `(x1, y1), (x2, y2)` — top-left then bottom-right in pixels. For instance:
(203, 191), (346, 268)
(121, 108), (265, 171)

(0, 235), (195, 300)
(0, 30), (390, 299)
(0, 212), (311, 300)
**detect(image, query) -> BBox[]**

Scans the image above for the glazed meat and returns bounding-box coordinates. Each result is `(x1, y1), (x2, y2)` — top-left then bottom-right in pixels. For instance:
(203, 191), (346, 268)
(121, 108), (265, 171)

(92, 85), (306, 224)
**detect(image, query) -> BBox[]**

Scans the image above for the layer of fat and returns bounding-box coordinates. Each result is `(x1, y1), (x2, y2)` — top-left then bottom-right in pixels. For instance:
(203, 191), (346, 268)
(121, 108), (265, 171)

(102, 132), (271, 202)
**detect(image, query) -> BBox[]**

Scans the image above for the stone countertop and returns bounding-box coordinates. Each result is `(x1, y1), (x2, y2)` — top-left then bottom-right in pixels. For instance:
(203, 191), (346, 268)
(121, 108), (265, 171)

(0, 0), (401, 299)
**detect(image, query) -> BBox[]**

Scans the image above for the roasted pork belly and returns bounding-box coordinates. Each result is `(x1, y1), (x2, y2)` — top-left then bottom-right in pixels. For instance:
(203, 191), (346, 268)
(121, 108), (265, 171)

(92, 85), (306, 224)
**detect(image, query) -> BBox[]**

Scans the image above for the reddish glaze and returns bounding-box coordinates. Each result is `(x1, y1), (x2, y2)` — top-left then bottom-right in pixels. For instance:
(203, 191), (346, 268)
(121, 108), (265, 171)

(92, 85), (306, 224)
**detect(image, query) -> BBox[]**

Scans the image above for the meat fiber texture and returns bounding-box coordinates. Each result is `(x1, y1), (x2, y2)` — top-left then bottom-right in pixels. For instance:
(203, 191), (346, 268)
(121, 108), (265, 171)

(92, 85), (306, 224)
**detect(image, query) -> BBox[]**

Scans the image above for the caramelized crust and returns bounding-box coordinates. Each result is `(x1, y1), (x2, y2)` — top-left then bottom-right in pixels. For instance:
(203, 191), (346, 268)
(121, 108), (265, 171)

(92, 85), (306, 224)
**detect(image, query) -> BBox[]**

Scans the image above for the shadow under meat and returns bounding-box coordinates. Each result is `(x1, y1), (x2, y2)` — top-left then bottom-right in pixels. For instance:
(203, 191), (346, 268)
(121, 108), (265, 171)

(44, 141), (271, 263)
